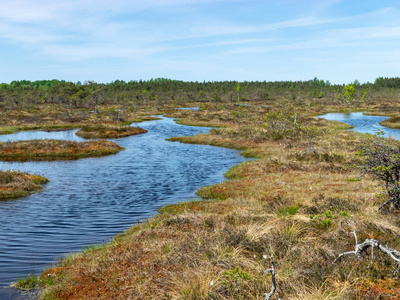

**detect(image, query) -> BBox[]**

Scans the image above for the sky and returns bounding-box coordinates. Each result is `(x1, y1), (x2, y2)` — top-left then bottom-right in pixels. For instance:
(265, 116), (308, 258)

(1, 0), (400, 84)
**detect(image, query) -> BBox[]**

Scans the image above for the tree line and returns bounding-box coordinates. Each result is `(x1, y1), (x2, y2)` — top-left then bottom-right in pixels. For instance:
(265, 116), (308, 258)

(0, 77), (399, 110)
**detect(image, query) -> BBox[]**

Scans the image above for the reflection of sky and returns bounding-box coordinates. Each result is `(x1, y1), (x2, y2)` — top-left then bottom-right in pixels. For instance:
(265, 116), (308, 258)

(318, 112), (400, 140)
(177, 107), (200, 111)
(0, 116), (248, 294)
(0, 129), (84, 142)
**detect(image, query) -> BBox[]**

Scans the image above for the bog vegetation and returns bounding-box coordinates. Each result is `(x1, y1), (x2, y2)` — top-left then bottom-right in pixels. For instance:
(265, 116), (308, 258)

(76, 124), (147, 139)
(5, 76), (400, 299)
(0, 139), (124, 161)
(0, 170), (48, 200)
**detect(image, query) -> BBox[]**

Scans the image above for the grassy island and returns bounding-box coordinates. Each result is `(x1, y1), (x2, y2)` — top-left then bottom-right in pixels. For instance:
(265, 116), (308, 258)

(380, 116), (400, 129)
(0, 139), (124, 161)
(0, 170), (49, 200)
(75, 124), (147, 139)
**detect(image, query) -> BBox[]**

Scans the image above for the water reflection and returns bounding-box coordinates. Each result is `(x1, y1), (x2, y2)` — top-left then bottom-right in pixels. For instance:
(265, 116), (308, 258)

(0, 116), (247, 299)
(0, 129), (85, 142)
(318, 112), (400, 139)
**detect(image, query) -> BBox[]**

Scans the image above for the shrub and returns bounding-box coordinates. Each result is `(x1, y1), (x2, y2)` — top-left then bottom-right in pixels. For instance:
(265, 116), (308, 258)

(356, 130), (400, 209)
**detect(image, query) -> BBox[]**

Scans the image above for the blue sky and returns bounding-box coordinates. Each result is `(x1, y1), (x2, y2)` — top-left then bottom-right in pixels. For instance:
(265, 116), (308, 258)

(1, 0), (400, 84)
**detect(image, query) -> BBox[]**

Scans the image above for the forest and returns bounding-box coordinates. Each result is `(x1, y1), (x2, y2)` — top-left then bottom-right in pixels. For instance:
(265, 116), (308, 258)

(0, 77), (399, 112)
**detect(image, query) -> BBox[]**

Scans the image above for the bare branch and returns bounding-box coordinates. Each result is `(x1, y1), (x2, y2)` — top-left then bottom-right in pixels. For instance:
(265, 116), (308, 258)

(334, 232), (400, 272)
(264, 256), (277, 300)
(379, 197), (396, 210)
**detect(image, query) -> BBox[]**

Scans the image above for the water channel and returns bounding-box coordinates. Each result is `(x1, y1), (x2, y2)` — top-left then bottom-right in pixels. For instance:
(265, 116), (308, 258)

(1, 112), (397, 299)
(318, 112), (400, 139)
(0, 116), (248, 299)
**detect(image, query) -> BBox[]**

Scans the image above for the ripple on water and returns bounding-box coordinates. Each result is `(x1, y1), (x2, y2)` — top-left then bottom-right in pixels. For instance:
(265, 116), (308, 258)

(0, 116), (248, 299)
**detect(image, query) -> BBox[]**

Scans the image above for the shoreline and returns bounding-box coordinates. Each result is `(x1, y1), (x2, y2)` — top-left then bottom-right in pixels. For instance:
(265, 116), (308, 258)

(15, 109), (400, 299)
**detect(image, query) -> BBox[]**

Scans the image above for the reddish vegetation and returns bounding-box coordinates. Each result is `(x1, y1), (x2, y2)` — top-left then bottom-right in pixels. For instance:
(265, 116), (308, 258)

(0, 170), (49, 200)
(37, 102), (400, 299)
(76, 125), (147, 139)
(0, 139), (124, 161)
(352, 279), (400, 299)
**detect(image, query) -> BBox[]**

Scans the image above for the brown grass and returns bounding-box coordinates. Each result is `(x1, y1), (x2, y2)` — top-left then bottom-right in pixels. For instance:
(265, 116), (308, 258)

(0, 170), (49, 200)
(37, 101), (400, 299)
(380, 116), (400, 129)
(76, 124), (147, 139)
(0, 139), (124, 161)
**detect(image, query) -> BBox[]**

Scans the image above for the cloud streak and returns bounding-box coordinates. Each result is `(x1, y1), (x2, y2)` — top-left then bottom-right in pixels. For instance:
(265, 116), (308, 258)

(1, 0), (400, 83)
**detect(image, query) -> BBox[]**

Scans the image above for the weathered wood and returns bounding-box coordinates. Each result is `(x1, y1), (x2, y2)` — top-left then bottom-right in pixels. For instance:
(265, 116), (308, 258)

(264, 256), (277, 300)
(334, 232), (400, 272)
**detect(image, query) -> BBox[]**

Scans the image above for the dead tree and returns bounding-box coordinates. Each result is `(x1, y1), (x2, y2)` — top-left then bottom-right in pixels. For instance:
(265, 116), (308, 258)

(334, 232), (400, 273)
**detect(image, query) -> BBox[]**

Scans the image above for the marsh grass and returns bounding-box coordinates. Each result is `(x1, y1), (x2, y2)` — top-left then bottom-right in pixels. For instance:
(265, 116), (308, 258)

(76, 124), (147, 139)
(0, 102), (160, 136)
(0, 170), (49, 200)
(0, 124), (83, 135)
(0, 139), (124, 161)
(13, 274), (41, 291)
(380, 116), (400, 129)
(37, 101), (400, 299)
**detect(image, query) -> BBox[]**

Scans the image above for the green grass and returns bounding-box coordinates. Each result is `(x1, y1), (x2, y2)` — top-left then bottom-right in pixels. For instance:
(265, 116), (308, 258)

(13, 274), (40, 291)
(277, 205), (299, 217)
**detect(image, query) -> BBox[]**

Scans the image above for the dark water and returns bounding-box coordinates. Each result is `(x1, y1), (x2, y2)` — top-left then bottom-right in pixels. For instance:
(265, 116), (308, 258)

(0, 116), (247, 299)
(318, 112), (400, 139)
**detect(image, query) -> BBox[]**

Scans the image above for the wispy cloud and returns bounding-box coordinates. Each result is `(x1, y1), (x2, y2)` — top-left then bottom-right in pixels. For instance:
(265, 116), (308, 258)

(188, 16), (344, 38)
(227, 24), (400, 55)
(1, 0), (400, 82)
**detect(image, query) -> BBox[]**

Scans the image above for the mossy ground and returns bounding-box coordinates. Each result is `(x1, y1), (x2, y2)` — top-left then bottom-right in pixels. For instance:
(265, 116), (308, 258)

(0, 170), (49, 200)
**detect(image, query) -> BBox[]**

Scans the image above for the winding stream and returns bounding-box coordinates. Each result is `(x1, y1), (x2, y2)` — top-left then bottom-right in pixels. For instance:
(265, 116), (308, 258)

(2, 112), (397, 299)
(0, 116), (247, 299)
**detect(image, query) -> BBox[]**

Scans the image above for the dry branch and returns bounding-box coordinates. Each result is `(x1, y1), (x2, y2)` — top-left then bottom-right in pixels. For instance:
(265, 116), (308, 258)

(264, 256), (277, 300)
(334, 232), (400, 273)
